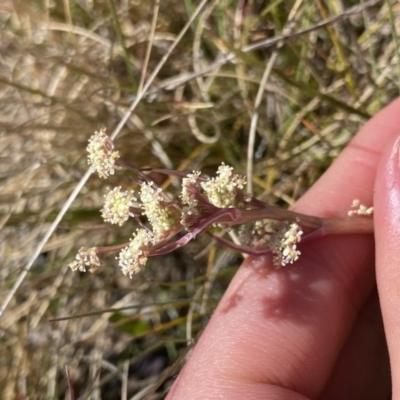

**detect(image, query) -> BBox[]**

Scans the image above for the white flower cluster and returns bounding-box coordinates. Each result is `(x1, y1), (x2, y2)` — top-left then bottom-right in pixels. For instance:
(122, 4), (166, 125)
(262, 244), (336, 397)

(72, 152), (309, 278)
(87, 128), (120, 179)
(140, 181), (177, 239)
(68, 247), (100, 273)
(101, 187), (137, 226)
(180, 171), (201, 226)
(181, 171), (201, 207)
(347, 199), (373, 217)
(269, 222), (303, 268)
(113, 182), (180, 277)
(201, 163), (246, 208)
(118, 229), (155, 278)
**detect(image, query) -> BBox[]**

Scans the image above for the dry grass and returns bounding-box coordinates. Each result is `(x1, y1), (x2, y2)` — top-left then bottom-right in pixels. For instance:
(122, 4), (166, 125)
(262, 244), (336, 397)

(0, 0), (399, 398)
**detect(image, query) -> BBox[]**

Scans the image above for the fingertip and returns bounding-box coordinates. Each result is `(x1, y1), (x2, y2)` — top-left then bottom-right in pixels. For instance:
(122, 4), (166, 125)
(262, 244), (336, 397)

(375, 133), (400, 283)
(374, 133), (400, 396)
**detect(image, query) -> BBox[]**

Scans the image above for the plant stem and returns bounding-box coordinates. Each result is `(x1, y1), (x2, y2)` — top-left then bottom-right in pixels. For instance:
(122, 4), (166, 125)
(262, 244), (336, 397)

(217, 205), (324, 230)
(321, 216), (374, 236)
(217, 204), (374, 237)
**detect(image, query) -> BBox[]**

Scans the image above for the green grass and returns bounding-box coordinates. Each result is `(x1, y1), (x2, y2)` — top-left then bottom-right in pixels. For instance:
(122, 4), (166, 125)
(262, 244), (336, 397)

(0, 0), (398, 398)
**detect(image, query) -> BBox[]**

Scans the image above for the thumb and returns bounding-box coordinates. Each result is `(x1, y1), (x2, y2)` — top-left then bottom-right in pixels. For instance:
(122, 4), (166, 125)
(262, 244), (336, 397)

(375, 133), (400, 398)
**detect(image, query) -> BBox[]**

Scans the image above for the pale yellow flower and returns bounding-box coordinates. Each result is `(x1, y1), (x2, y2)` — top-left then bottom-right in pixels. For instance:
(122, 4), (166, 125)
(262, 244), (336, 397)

(348, 199), (374, 217)
(87, 128), (120, 179)
(101, 187), (137, 226)
(68, 247), (100, 273)
(140, 182), (177, 239)
(268, 222), (303, 268)
(201, 163), (246, 208)
(118, 229), (155, 278)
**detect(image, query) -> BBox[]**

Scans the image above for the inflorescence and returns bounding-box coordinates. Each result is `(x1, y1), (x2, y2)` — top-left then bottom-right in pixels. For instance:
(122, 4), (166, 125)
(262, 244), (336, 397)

(68, 129), (374, 278)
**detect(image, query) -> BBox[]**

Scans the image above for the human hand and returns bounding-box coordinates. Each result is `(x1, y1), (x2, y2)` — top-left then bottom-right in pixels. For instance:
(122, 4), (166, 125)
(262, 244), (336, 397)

(166, 98), (400, 399)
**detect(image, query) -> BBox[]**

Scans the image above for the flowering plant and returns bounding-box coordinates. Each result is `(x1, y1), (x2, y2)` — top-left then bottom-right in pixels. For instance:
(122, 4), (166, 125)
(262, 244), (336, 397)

(68, 129), (374, 278)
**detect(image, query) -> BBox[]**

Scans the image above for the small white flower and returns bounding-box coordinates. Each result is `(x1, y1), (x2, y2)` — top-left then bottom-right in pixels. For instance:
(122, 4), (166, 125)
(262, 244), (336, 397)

(140, 182), (177, 239)
(180, 171), (202, 227)
(118, 229), (155, 278)
(87, 128), (120, 179)
(201, 163), (246, 208)
(268, 222), (303, 268)
(68, 247), (100, 273)
(181, 171), (201, 206)
(101, 187), (137, 226)
(348, 199), (373, 217)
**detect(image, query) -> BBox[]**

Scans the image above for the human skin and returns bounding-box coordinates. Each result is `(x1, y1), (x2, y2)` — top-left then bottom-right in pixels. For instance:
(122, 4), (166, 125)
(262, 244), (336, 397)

(166, 97), (400, 399)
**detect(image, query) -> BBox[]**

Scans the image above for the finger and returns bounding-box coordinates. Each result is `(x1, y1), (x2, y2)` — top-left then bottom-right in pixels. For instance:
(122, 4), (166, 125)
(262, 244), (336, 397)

(320, 288), (390, 400)
(374, 132), (400, 398)
(167, 98), (400, 400)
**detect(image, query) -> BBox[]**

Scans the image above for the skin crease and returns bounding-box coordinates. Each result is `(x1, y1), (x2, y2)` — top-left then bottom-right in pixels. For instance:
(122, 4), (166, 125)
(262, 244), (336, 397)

(166, 97), (400, 400)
